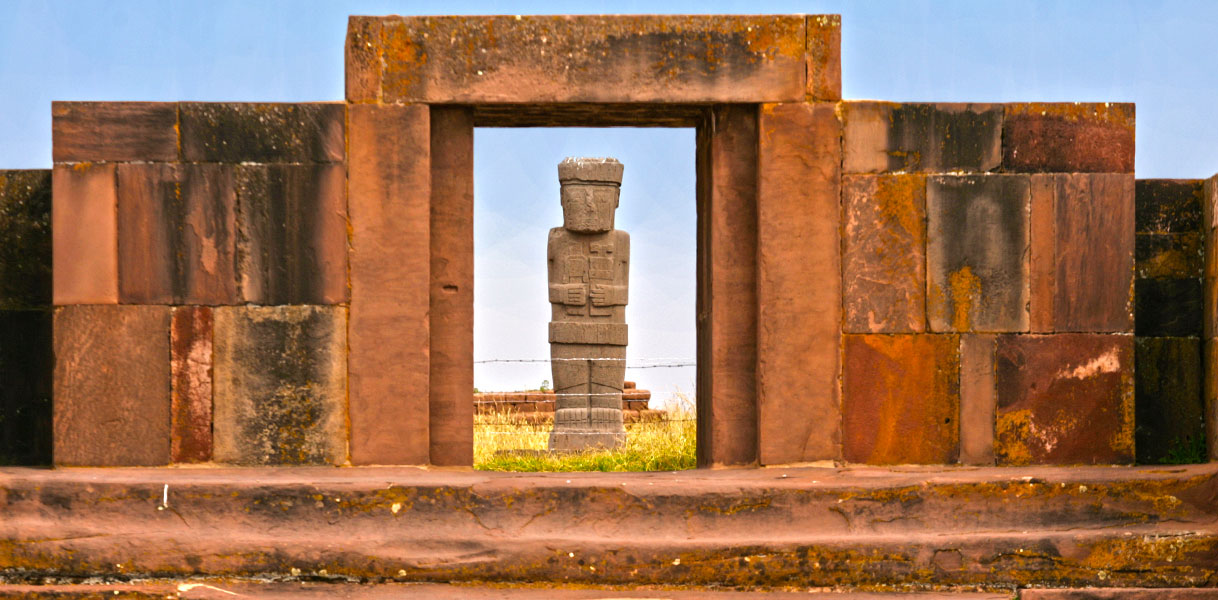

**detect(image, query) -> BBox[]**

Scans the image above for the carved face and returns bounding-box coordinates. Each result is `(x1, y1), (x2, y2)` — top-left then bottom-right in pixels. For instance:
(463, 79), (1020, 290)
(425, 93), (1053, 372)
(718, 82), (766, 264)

(560, 184), (619, 233)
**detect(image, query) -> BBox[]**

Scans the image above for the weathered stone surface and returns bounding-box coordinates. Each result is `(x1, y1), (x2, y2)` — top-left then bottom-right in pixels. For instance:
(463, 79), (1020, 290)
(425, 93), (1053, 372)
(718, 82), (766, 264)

(171, 306), (213, 464)
(179, 163), (239, 305)
(348, 104), (431, 465)
(0, 310), (52, 465)
(842, 174), (926, 333)
(994, 334), (1134, 465)
(1135, 233), (1202, 279)
(360, 16), (813, 104)
(51, 102), (178, 163)
(1052, 174), (1135, 333)
(842, 334), (960, 464)
(0, 171), (51, 308)
(52, 163), (118, 305)
(927, 175), (1029, 332)
(212, 305), (347, 466)
(1002, 103), (1135, 173)
(959, 334), (996, 465)
(116, 163), (178, 304)
(428, 107), (474, 467)
(1207, 339), (1218, 461)
(1029, 174), (1056, 332)
(806, 15), (841, 101)
(756, 103), (841, 464)
(53, 305), (171, 466)
(1134, 337), (1204, 465)
(1136, 179), (1203, 234)
(235, 164), (347, 305)
(346, 17), (382, 103)
(698, 105), (759, 467)
(180, 103), (344, 163)
(1134, 278), (1202, 337)
(842, 102), (1002, 174)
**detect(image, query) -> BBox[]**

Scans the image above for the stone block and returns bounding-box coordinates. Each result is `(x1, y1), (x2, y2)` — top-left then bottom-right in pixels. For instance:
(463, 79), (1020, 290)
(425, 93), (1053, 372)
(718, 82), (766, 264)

(53, 305), (172, 466)
(361, 16), (810, 104)
(756, 102), (841, 464)
(994, 334), (1134, 465)
(1052, 174), (1135, 332)
(171, 306), (213, 463)
(1002, 103), (1135, 173)
(180, 103), (344, 163)
(235, 164), (347, 305)
(179, 164), (240, 305)
(0, 309), (52, 465)
(927, 175), (1030, 332)
(52, 163), (118, 305)
(1136, 179), (1203, 234)
(52, 102), (178, 163)
(959, 334), (996, 465)
(1135, 278), (1202, 337)
(346, 17), (382, 103)
(1206, 340), (1218, 461)
(348, 104), (431, 465)
(212, 305), (347, 466)
(842, 174), (926, 333)
(1029, 174), (1056, 332)
(842, 334), (960, 464)
(805, 15), (841, 101)
(0, 171), (51, 308)
(842, 102), (1002, 173)
(1136, 233), (1202, 279)
(1135, 337), (1204, 464)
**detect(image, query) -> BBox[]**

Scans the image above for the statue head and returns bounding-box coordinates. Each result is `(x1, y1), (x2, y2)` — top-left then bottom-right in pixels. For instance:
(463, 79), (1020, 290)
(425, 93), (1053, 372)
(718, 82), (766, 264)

(558, 157), (622, 233)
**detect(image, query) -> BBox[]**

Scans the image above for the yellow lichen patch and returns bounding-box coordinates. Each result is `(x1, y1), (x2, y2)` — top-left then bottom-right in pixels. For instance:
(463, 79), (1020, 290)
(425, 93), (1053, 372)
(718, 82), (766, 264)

(995, 409), (1034, 465)
(71, 162), (93, 173)
(947, 265), (981, 331)
(874, 174), (926, 238)
(1005, 102), (1136, 129)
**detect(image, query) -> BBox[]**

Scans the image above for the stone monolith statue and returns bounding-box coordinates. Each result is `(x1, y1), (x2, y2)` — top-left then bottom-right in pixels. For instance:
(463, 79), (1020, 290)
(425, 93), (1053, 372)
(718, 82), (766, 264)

(548, 157), (629, 451)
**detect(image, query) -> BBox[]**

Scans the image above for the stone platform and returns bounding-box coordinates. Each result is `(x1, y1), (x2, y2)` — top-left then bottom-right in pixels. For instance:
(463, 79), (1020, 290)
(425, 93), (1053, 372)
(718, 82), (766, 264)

(2, 464), (1216, 591)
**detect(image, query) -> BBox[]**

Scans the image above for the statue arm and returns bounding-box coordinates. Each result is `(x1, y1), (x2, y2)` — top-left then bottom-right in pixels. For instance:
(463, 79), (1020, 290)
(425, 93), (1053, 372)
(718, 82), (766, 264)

(591, 231), (629, 306)
(548, 230), (586, 306)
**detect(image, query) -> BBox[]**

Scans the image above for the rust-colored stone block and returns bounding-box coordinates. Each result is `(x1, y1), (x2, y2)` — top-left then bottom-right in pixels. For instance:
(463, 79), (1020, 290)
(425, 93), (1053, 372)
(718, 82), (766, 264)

(171, 306), (213, 463)
(1029, 174), (1056, 332)
(52, 102), (178, 163)
(805, 15), (841, 101)
(959, 334), (996, 465)
(363, 16), (809, 104)
(842, 174), (926, 333)
(348, 103), (431, 465)
(756, 102), (841, 464)
(429, 107), (474, 467)
(235, 164), (347, 305)
(53, 305), (172, 466)
(994, 334), (1134, 465)
(1207, 339), (1218, 461)
(346, 17), (382, 103)
(1136, 179), (1203, 234)
(1053, 174), (1135, 333)
(212, 305), (347, 466)
(927, 175), (1030, 332)
(179, 164), (239, 305)
(0, 171), (52, 308)
(842, 334), (960, 464)
(1135, 337), (1204, 465)
(52, 163), (118, 305)
(842, 102), (1002, 174)
(116, 163), (177, 304)
(1002, 103), (1135, 173)
(180, 103), (344, 163)
(1136, 233), (1202, 279)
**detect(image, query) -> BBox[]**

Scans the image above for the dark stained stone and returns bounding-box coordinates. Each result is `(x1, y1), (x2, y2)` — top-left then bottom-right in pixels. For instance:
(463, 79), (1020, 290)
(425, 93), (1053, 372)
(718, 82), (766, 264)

(1134, 337), (1205, 464)
(842, 174), (926, 333)
(52, 102), (179, 163)
(1135, 179), (1203, 234)
(1136, 233), (1203, 280)
(212, 305), (347, 466)
(1135, 278), (1203, 337)
(1002, 103), (1135, 173)
(843, 102), (1002, 174)
(0, 309), (53, 465)
(0, 171), (51, 308)
(926, 175), (1029, 332)
(180, 103), (344, 164)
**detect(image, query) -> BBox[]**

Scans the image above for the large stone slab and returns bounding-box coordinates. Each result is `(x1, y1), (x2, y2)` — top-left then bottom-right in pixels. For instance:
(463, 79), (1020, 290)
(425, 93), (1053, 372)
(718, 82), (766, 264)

(51, 102), (178, 163)
(0, 171), (51, 308)
(180, 103), (344, 163)
(1002, 103), (1135, 173)
(842, 174), (926, 333)
(843, 102), (1002, 174)
(805, 15), (841, 101)
(927, 175), (1029, 332)
(352, 15), (818, 104)
(1051, 174), (1135, 333)
(235, 164), (347, 305)
(52, 164), (118, 305)
(212, 306), (347, 466)
(1135, 233), (1202, 279)
(52, 305), (171, 466)
(842, 334), (960, 464)
(1206, 339), (1218, 461)
(171, 306), (213, 464)
(348, 104), (431, 465)
(994, 334), (1134, 465)
(1134, 337), (1204, 465)
(756, 102), (841, 464)
(1135, 179), (1203, 234)
(1029, 174), (1056, 332)
(0, 310), (52, 465)
(959, 334), (996, 465)
(1134, 277), (1202, 337)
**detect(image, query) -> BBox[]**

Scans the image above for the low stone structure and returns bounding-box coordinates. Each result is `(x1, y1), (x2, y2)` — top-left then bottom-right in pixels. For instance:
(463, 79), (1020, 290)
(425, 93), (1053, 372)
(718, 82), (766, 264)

(475, 381), (664, 424)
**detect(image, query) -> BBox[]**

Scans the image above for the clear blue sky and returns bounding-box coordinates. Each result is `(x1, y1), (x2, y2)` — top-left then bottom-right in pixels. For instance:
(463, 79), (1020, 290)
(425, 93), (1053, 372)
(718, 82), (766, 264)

(3, 0), (1215, 402)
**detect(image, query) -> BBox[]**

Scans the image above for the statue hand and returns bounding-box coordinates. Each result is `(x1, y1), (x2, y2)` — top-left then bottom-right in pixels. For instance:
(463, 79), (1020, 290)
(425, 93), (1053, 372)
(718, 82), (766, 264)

(590, 284), (611, 306)
(566, 285), (587, 305)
